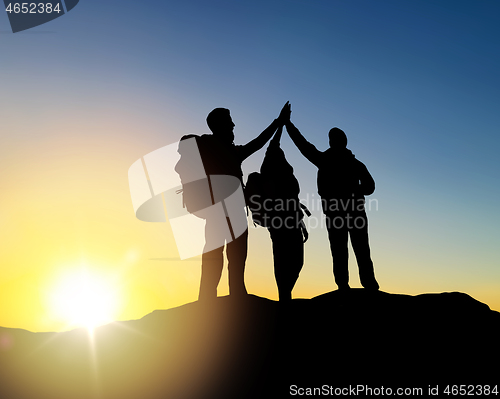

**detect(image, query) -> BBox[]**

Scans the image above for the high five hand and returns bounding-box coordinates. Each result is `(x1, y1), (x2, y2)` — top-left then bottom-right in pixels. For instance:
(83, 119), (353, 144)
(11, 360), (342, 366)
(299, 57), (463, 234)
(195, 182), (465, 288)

(277, 101), (291, 124)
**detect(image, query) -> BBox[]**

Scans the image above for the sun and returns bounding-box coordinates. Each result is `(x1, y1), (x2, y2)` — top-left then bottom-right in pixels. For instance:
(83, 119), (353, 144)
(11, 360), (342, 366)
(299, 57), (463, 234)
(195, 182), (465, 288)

(48, 269), (121, 330)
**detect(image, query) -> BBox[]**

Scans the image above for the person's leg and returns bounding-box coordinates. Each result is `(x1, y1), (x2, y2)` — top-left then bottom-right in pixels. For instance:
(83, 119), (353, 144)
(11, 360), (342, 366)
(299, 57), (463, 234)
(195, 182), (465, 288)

(199, 245), (224, 300)
(226, 229), (248, 297)
(199, 218), (226, 301)
(349, 210), (379, 290)
(325, 212), (350, 289)
(287, 226), (305, 299)
(270, 226), (304, 301)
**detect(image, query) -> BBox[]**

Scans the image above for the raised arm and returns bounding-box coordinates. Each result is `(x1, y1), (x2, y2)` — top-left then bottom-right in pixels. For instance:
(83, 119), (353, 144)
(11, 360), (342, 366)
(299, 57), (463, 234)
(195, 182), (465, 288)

(239, 102), (290, 161)
(284, 120), (322, 167)
(269, 124), (283, 148)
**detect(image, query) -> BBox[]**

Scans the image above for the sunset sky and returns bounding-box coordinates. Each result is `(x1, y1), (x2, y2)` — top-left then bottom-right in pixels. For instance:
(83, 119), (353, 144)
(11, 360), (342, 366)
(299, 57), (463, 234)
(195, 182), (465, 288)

(1, 0), (499, 332)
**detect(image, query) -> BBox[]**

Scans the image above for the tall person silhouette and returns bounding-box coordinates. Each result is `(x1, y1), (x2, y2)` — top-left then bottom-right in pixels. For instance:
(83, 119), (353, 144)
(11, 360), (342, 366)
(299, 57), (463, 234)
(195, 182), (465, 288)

(285, 107), (379, 290)
(181, 103), (291, 301)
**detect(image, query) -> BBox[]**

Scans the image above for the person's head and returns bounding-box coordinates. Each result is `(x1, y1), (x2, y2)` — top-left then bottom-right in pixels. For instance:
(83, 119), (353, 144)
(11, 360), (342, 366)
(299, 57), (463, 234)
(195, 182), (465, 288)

(328, 127), (347, 149)
(206, 108), (235, 144)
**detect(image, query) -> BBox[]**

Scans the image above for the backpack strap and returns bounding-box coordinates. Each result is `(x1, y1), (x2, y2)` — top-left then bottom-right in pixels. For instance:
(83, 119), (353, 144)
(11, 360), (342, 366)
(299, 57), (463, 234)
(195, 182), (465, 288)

(299, 220), (309, 243)
(298, 202), (311, 243)
(300, 202), (311, 217)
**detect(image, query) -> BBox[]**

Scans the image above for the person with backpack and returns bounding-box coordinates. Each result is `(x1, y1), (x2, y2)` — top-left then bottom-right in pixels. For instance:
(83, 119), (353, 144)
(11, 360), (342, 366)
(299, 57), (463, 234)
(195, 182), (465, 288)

(177, 103), (291, 301)
(284, 107), (379, 291)
(246, 124), (309, 301)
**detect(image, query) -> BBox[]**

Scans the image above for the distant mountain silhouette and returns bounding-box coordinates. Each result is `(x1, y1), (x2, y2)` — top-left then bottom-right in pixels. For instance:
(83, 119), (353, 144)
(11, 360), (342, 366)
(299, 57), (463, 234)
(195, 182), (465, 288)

(1, 290), (499, 399)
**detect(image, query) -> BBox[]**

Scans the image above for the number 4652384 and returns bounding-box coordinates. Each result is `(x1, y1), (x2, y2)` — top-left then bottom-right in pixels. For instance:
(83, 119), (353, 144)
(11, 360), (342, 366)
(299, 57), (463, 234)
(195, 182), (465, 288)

(6, 3), (62, 14)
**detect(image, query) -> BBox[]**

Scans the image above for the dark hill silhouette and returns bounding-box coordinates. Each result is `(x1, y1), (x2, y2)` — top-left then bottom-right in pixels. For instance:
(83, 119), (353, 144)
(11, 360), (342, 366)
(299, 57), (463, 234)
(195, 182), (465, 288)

(0, 290), (499, 399)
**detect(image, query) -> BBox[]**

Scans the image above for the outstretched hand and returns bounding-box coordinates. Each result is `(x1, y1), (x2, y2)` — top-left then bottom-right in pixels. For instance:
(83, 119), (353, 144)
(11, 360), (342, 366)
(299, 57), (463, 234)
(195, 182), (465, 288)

(277, 101), (291, 124)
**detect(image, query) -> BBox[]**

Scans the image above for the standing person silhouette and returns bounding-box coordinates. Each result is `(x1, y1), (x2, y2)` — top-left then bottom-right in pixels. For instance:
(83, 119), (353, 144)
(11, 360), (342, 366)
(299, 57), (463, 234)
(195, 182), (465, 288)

(284, 107), (379, 290)
(255, 123), (308, 301)
(193, 103), (291, 301)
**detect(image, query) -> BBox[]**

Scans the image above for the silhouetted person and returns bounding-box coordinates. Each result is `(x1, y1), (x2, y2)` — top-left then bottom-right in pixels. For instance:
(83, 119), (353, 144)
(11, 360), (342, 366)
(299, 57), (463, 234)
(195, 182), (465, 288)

(257, 123), (308, 301)
(285, 111), (379, 290)
(182, 104), (291, 301)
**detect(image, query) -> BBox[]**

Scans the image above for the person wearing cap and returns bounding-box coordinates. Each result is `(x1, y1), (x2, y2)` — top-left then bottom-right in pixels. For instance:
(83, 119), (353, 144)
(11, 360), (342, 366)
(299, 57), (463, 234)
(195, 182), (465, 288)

(284, 108), (379, 291)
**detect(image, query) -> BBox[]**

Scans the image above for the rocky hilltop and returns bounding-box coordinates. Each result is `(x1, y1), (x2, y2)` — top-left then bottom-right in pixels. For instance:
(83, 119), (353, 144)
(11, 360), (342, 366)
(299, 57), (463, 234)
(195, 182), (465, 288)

(1, 290), (499, 398)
